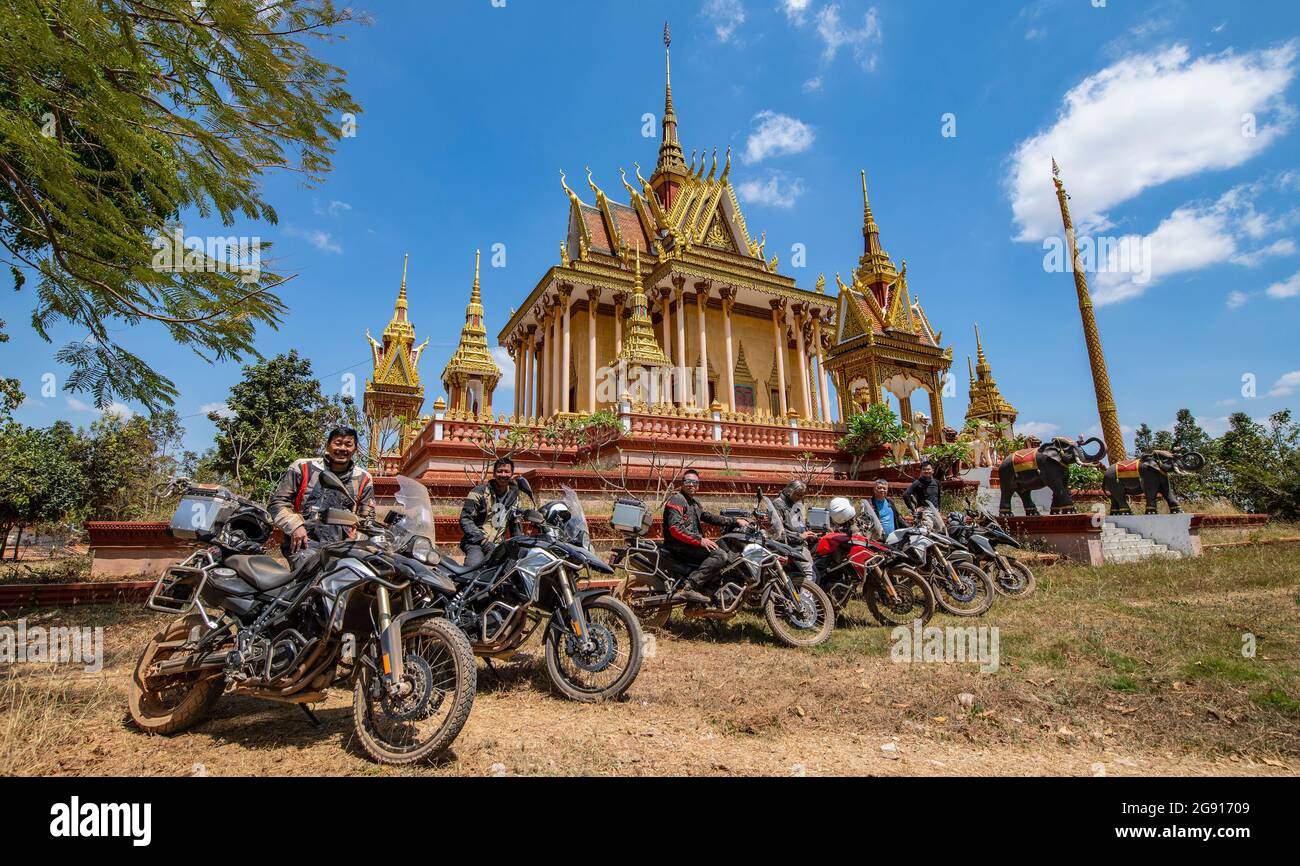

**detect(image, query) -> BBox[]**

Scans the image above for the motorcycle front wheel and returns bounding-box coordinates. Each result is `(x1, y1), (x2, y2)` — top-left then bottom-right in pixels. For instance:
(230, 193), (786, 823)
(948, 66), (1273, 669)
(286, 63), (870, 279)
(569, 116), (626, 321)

(545, 595), (644, 702)
(128, 614), (223, 735)
(865, 567), (936, 628)
(990, 559), (1037, 598)
(930, 562), (996, 617)
(352, 617), (476, 765)
(764, 582), (835, 647)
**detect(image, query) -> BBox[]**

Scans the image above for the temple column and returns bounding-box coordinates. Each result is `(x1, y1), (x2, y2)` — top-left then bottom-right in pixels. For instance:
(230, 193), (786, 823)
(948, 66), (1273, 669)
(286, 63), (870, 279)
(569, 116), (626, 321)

(720, 288), (736, 412)
(658, 288), (673, 401)
(511, 340), (521, 418)
(929, 373), (946, 444)
(587, 288), (600, 411)
(523, 328), (535, 420)
(672, 277), (687, 406)
(612, 291), (627, 357)
(550, 299), (561, 415)
(694, 280), (711, 409)
(793, 303), (811, 419)
(559, 285), (572, 415)
(770, 300), (788, 417)
(812, 312), (831, 422)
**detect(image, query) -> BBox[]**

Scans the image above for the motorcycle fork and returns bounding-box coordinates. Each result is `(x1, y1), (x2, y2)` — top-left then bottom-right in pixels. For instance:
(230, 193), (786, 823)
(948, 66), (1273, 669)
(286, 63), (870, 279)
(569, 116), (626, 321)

(376, 586), (405, 686)
(556, 571), (592, 645)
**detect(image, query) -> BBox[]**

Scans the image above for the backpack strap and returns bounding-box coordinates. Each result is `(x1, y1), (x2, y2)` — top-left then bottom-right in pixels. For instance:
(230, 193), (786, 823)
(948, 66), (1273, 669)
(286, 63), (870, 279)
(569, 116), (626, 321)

(293, 461), (315, 513)
(354, 472), (371, 513)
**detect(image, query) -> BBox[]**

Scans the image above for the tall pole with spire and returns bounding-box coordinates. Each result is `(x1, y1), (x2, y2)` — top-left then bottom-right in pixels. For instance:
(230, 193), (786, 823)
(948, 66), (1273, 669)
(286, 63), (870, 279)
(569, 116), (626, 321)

(1053, 160), (1126, 463)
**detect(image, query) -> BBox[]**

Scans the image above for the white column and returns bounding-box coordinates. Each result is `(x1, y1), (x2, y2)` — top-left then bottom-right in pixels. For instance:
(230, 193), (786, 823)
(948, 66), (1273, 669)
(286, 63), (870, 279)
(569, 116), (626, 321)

(721, 289), (736, 412)
(813, 312), (831, 422)
(587, 288), (599, 411)
(794, 304), (811, 419)
(695, 282), (710, 408)
(560, 286), (572, 414)
(771, 300), (788, 417)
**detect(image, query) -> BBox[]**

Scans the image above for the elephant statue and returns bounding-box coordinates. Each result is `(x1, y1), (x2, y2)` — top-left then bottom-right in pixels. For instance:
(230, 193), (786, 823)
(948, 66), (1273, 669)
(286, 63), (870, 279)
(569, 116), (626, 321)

(998, 435), (1107, 516)
(1103, 448), (1206, 514)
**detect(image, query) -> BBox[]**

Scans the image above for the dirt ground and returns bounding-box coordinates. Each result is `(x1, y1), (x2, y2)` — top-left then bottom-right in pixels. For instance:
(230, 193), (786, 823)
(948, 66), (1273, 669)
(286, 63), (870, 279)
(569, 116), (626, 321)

(3, 540), (1298, 777)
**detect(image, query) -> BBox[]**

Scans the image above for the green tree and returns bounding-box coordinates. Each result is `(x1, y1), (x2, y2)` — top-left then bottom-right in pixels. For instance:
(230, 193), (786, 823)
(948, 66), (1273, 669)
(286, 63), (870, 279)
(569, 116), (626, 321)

(81, 410), (185, 519)
(0, 420), (87, 559)
(1133, 423), (1154, 454)
(203, 350), (332, 500)
(0, 378), (22, 421)
(0, 0), (362, 409)
(836, 403), (907, 479)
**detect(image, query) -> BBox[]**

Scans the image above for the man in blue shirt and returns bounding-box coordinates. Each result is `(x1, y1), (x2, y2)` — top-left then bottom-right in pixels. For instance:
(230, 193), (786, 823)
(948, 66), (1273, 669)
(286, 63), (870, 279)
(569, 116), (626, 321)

(871, 479), (902, 536)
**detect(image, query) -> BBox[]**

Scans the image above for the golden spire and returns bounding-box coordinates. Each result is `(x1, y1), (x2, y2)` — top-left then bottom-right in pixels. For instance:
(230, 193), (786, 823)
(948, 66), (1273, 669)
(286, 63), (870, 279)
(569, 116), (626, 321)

(854, 170), (898, 291)
(655, 22), (688, 178)
(441, 249), (501, 395)
(397, 253), (409, 308)
(965, 323), (1017, 427)
(617, 249), (671, 370)
(1053, 159), (1126, 462)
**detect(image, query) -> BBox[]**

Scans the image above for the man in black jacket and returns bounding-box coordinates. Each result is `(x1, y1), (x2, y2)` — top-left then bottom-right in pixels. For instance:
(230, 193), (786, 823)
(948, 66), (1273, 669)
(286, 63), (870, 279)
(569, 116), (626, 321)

(459, 458), (522, 567)
(903, 461), (942, 512)
(662, 469), (746, 600)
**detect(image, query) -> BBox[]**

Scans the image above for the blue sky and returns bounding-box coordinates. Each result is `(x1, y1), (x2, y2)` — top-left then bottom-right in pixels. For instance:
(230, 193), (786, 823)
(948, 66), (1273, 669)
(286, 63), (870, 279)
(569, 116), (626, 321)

(5, 0), (1300, 453)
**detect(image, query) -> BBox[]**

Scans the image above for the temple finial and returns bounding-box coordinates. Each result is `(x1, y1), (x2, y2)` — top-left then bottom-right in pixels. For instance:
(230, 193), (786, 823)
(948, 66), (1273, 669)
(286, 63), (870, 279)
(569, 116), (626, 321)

(399, 253), (409, 301)
(861, 169), (875, 227)
(472, 249), (482, 303)
(968, 355), (976, 388)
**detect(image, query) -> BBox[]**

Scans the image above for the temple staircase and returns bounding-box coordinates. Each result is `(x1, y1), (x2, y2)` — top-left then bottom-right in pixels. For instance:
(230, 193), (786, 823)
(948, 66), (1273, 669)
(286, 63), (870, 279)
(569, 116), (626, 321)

(1100, 520), (1182, 563)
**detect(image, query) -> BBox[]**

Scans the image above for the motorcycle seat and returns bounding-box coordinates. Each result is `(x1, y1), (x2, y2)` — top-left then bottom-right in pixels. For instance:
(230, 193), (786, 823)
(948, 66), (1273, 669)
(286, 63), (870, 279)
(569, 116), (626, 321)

(435, 557), (479, 576)
(226, 555), (299, 592)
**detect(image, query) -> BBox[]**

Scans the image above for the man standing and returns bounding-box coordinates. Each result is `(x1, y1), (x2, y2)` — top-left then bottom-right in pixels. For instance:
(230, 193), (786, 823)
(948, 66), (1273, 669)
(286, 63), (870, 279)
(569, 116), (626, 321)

(870, 479), (902, 536)
(903, 461), (942, 512)
(662, 469), (745, 601)
(771, 480), (819, 585)
(459, 458), (522, 567)
(269, 427), (374, 558)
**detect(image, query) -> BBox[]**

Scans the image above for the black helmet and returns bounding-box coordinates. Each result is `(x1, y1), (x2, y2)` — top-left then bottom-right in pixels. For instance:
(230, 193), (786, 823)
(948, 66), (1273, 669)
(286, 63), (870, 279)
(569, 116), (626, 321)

(540, 500), (572, 527)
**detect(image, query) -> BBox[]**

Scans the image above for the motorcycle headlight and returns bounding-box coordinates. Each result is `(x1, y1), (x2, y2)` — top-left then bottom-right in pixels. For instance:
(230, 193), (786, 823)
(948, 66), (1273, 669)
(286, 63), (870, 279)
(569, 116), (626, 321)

(409, 536), (435, 564)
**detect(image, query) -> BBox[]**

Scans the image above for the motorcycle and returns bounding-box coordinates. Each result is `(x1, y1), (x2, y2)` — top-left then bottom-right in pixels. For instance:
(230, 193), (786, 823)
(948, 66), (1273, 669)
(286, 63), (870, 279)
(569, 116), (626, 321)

(888, 506), (996, 617)
(613, 491), (836, 647)
(811, 499), (936, 627)
(947, 511), (1036, 598)
(127, 474), (476, 766)
(414, 480), (644, 703)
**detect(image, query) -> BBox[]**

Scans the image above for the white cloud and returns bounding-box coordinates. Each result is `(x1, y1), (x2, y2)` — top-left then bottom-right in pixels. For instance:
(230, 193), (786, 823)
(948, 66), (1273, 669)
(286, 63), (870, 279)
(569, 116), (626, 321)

(490, 347), (516, 391)
(703, 0), (745, 43)
(1008, 42), (1298, 242)
(1265, 270), (1300, 299)
(103, 401), (134, 420)
(743, 111), (815, 164)
(781, 0), (812, 23)
(802, 76), (823, 93)
(1016, 421), (1059, 439)
(814, 4), (882, 71)
(737, 174), (807, 209)
(286, 226), (343, 254)
(1268, 370), (1300, 397)
(1226, 290), (1250, 309)
(1025, 28), (1047, 41)
(313, 199), (352, 218)
(1092, 183), (1297, 305)
(200, 402), (236, 420)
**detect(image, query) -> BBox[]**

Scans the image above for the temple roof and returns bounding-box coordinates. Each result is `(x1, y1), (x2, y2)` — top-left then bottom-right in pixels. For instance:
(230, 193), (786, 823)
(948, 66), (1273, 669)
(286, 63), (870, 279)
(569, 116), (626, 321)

(366, 254), (429, 391)
(441, 250), (502, 387)
(965, 324), (1017, 424)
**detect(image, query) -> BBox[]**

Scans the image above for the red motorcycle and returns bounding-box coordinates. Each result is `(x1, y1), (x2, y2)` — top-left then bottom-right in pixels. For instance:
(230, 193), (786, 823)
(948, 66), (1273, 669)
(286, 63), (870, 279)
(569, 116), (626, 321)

(811, 500), (936, 627)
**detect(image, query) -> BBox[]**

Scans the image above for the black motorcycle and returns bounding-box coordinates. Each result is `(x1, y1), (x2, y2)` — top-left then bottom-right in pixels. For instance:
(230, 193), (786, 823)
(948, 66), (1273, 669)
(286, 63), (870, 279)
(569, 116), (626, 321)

(128, 474), (476, 765)
(947, 511), (1036, 598)
(613, 492), (836, 647)
(414, 480), (644, 703)
(887, 506), (996, 617)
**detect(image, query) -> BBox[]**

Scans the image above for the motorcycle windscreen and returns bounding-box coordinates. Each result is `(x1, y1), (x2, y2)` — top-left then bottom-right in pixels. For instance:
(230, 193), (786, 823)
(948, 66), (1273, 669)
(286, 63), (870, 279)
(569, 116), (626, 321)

(759, 495), (785, 539)
(393, 475), (436, 547)
(560, 485), (593, 551)
(858, 497), (884, 541)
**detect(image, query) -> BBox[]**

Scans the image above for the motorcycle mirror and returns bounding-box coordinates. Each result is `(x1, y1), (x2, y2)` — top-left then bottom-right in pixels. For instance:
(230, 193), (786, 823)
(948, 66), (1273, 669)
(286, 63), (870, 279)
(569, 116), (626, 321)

(318, 470), (352, 498)
(516, 475), (537, 504)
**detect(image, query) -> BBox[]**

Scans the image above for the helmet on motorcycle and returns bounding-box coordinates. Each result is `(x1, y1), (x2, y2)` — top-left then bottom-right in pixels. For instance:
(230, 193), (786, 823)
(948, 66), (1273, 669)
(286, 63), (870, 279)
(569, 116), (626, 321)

(828, 497), (856, 527)
(540, 500), (572, 527)
(948, 511), (964, 524)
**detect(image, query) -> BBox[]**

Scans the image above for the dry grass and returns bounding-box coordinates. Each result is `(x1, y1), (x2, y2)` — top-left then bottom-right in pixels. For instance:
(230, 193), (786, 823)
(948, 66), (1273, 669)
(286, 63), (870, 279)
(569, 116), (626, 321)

(1, 543), (1297, 777)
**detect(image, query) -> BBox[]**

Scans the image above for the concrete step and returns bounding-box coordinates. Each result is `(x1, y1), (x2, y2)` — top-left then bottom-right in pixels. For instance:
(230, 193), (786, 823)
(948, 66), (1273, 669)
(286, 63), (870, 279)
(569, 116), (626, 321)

(1101, 519), (1184, 562)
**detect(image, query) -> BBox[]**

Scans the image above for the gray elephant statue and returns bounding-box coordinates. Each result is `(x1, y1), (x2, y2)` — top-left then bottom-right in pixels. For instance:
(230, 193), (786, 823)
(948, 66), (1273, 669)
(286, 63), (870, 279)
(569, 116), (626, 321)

(1103, 448), (1206, 514)
(998, 436), (1107, 516)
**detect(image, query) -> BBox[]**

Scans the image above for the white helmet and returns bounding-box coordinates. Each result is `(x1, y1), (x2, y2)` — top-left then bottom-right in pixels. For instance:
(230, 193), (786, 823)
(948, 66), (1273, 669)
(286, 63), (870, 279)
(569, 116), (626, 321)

(828, 497), (856, 527)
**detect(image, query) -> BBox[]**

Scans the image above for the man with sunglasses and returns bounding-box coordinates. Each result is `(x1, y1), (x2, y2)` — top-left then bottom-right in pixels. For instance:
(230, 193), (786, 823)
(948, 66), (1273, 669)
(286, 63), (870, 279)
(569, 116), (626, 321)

(662, 469), (747, 602)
